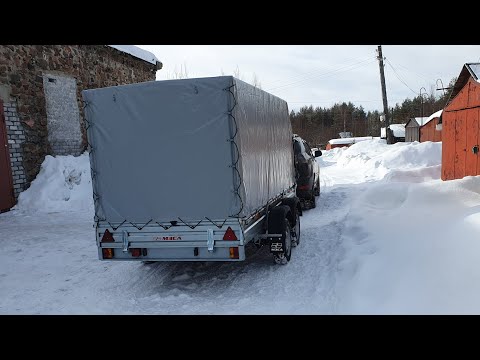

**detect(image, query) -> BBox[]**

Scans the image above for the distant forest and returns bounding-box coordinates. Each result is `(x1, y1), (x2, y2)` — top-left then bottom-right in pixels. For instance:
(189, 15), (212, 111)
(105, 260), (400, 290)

(290, 78), (456, 148)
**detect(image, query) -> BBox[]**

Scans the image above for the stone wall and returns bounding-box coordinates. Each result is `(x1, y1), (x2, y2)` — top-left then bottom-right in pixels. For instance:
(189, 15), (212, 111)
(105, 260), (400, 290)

(0, 45), (157, 189)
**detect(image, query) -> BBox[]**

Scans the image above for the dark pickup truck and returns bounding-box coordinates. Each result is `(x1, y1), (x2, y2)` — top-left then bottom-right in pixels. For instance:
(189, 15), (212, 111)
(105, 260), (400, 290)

(293, 134), (322, 209)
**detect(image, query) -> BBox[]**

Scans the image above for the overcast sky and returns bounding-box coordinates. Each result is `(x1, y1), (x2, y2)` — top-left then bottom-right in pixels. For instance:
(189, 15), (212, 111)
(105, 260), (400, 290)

(136, 45), (480, 114)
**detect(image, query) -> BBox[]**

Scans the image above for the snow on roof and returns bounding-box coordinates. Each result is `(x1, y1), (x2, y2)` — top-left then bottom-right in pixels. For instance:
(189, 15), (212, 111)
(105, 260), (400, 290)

(468, 63), (480, 81)
(414, 117), (430, 126)
(108, 45), (159, 65)
(447, 63), (480, 106)
(421, 109), (443, 127)
(381, 124), (406, 138)
(328, 136), (374, 145)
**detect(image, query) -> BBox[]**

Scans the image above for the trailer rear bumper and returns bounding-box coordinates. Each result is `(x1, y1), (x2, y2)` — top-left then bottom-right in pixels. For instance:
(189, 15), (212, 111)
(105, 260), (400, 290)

(98, 244), (245, 261)
(96, 219), (247, 261)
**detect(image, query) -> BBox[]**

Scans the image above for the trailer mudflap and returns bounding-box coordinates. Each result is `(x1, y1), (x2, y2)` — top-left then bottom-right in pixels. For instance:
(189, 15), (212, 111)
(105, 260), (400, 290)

(266, 234), (283, 252)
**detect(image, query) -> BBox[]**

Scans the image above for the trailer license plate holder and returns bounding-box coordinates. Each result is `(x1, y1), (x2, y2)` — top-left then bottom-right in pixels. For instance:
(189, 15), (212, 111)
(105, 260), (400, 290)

(270, 242), (283, 252)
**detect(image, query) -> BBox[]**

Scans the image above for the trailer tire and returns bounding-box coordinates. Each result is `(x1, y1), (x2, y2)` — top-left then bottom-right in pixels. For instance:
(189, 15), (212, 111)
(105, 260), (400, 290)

(282, 197), (302, 217)
(273, 218), (292, 264)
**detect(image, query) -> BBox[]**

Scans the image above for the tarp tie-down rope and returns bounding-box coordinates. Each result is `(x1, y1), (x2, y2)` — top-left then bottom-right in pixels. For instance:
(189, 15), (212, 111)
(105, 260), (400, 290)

(224, 83), (244, 217)
(83, 99), (109, 227)
(205, 217), (228, 229)
(129, 219), (153, 231)
(96, 217), (233, 232)
(177, 217), (203, 229)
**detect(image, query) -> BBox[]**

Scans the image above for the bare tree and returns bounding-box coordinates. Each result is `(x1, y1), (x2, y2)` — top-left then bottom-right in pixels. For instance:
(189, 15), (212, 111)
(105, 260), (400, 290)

(233, 65), (243, 80)
(252, 73), (262, 89)
(167, 62), (189, 79)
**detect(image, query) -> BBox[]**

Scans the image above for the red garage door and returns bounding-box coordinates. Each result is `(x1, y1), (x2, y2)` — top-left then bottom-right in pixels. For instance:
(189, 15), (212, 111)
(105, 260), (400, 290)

(0, 101), (15, 212)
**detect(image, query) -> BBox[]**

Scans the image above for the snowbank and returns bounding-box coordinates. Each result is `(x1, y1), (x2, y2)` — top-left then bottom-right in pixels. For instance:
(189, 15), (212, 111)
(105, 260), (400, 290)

(14, 153), (93, 213)
(328, 139), (442, 182)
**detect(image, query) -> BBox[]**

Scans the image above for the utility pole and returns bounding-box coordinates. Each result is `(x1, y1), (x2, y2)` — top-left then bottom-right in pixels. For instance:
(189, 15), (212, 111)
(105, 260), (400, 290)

(376, 45), (390, 144)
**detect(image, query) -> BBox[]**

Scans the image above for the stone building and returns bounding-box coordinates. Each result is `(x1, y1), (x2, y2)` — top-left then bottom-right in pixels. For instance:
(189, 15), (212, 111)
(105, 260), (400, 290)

(0, 45), (162, 211)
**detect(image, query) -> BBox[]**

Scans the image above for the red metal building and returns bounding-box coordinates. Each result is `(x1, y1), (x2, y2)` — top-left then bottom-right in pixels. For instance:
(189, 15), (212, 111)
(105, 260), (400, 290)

(441, 63), (480, 181)
(419, 110), (442, 143)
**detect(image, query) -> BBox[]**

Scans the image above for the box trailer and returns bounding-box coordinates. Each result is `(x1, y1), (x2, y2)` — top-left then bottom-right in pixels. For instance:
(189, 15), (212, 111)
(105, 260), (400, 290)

(82, 76), (302, 264)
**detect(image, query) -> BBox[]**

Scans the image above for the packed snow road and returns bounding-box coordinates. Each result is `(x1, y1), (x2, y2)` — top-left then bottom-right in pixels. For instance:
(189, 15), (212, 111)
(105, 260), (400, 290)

(0, 186), (350, 314)
(2, 140), (480, 314)
(0, 152), (356, 314)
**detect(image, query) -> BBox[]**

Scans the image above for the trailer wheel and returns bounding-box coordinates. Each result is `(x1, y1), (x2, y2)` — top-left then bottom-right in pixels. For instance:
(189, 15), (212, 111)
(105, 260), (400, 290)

(291, 209), (300, 247)
(273, 218), (292, 265)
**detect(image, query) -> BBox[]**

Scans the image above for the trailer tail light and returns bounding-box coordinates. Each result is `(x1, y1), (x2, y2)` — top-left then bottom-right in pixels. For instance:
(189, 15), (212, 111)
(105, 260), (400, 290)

(102, 248), (114, 259)
(229, 247), (239, 259)
(130, 248), (141, 257)
(223, 227), (238, 241)
(101, 229), (115, 242)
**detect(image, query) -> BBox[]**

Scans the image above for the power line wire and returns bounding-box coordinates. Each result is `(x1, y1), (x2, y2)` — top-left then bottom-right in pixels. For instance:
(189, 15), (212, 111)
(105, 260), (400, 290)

(385, 59), (419, 96)
(268, 57), (377, 92)
(394, 62), (432, 82)
(263, 54), (373, 88)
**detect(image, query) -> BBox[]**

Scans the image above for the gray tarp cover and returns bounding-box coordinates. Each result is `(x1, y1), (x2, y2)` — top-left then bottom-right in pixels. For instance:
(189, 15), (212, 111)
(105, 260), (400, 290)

(82, 76), (294, 223)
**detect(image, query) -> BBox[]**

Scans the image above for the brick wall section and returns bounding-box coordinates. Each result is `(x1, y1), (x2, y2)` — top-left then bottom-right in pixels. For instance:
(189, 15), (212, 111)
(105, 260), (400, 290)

(0, 45), (157, 188)
(3, 101), (27, 198)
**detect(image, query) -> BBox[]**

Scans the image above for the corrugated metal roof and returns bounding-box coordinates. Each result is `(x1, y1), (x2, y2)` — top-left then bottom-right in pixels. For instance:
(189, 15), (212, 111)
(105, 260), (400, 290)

(446, 63), (480, 106)
(469, 63), (480, 80)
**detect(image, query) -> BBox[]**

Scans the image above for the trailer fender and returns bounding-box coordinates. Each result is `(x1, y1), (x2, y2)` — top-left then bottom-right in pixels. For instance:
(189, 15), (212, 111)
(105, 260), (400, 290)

(281, 197), (302, 223)
(267, 205), (291, 235)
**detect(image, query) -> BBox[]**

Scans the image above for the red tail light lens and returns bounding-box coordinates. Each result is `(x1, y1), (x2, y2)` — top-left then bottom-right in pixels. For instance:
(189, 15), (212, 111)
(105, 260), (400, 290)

(223, 226), (238, 240)
(130, 248), (141, 257)
(229, 247), (239, 259)
(101, 229), (115, 242)
(298, 184), (310, 190)
(102, 248), (114, 259)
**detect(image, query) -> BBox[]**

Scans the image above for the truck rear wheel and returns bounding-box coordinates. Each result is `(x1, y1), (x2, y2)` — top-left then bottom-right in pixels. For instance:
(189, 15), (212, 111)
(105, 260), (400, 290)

(314, 177), (320, 196)
(273, 218), (292, 265)
(310, 189), (316, 209)
(291, 208), (300, 247)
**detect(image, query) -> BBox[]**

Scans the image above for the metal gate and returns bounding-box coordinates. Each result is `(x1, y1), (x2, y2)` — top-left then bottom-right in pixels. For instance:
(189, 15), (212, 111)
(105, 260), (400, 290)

(0, 100), (15, 212)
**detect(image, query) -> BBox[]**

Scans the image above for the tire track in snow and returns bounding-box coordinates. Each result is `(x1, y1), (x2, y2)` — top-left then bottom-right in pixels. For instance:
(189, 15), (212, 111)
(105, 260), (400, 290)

(0, 180), (358, 314)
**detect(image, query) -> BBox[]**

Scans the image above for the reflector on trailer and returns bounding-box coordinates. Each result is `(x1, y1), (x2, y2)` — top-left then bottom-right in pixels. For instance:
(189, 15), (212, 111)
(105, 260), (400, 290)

(101, 229), (115, 242)
(223, 226), (238, 240)
(102, 248), (114, 259)
(229, 247), (239, 259)
(130, 248), (141, 257)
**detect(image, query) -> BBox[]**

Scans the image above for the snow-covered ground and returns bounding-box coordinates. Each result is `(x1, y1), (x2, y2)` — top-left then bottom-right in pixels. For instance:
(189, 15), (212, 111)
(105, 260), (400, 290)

(1, 140), (480, 314)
